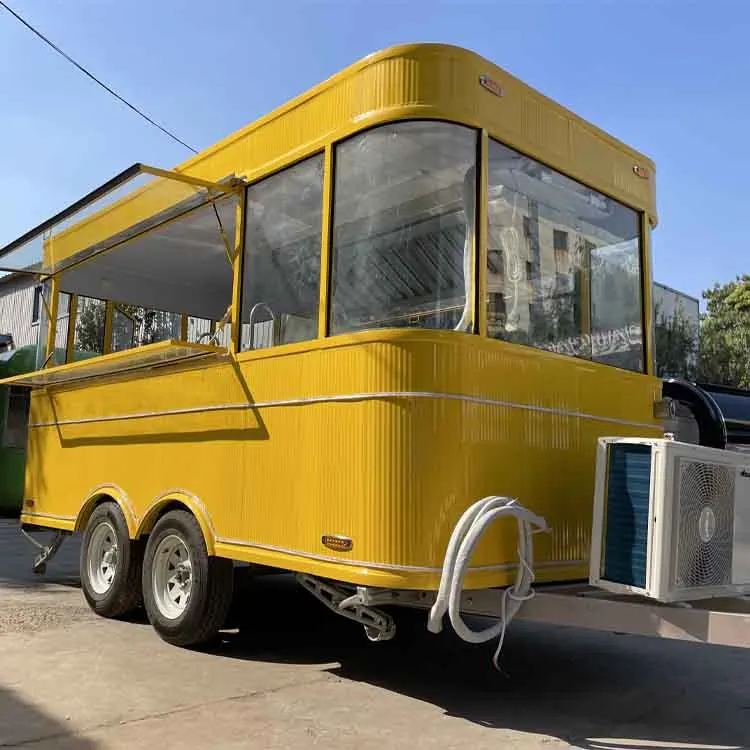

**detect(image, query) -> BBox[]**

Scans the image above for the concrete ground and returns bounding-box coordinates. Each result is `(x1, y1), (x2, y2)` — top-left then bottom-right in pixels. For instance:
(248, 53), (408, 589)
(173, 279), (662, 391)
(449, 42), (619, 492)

(1, 519), (749, 750)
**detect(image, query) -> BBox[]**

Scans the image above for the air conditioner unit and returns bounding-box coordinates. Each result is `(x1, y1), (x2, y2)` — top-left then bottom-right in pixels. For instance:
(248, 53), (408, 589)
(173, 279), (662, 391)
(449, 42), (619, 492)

(590, 437), (750, 602)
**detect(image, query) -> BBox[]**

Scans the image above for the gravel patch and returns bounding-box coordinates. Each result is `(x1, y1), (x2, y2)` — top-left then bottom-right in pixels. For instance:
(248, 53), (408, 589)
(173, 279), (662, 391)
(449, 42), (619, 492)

(0, 600), (92, 635)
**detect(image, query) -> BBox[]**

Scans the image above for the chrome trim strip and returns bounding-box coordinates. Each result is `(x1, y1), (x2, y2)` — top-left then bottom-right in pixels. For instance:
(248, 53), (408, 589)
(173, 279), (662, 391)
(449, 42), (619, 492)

(28, 390), (658, 431)
(215, 535), (584, 574)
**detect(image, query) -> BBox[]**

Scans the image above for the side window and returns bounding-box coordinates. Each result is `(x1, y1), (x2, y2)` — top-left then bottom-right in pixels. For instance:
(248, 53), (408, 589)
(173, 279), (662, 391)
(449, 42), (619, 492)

(72, 296), (106, 360)
(147, 310), (182, 344)
(110, 305), (182, 354)
(240, 154), (324, 351)
(187, 316), (229, 346)
(486, 138), (644, 372)
(330, 121), (478, 334)
(111, 305), (136, 352)
(2, 386), (31, 449)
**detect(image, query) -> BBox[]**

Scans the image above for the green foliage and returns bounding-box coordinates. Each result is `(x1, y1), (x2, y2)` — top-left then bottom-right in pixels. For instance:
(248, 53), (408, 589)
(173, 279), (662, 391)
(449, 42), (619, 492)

(74, 298), (106, 352)
(75, 300), (181, 355)
(697, 274), (750, 389)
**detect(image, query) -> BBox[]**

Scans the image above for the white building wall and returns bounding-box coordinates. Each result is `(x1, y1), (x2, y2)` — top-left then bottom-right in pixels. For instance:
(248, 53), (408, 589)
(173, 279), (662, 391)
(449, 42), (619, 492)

(0, 275), (71, 361)
(652, 282), (700, 330)
(0, 275), (39, 348)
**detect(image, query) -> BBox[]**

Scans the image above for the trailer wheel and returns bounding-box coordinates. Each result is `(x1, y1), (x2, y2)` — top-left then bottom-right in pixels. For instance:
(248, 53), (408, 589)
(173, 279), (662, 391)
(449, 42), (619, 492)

(142, 509), (233, 647)
(80, 501), (143, 618)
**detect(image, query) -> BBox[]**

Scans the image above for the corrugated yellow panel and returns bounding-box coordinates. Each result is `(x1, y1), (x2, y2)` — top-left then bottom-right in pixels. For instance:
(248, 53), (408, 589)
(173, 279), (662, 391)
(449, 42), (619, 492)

(522, 96), (570, 162)
(22, 330), (662, 591)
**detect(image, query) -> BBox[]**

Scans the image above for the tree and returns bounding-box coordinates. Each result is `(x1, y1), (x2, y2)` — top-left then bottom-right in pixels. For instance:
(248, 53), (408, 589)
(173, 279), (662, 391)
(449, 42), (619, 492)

(697, 274), (750, 389)
(75, 300), (181, 354)
(74, 298), (106, 352)
(654, 300), (698, 380)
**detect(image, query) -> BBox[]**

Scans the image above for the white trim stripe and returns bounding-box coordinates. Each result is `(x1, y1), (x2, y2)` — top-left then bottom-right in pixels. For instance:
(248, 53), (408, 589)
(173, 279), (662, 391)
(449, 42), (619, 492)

(215, 534), (584, 574)
(28, 390), (658, 431)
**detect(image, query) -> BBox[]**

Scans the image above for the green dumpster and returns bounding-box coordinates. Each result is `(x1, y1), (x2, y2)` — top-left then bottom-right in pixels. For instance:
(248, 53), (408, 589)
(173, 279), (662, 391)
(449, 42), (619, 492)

(0, 345), (104, 516)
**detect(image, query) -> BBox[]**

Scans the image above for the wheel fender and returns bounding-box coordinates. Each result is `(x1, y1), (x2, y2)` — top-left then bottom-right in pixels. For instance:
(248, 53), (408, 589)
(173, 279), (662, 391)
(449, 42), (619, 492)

(77, 484), (138, 538)
(136, 490), (217, 556)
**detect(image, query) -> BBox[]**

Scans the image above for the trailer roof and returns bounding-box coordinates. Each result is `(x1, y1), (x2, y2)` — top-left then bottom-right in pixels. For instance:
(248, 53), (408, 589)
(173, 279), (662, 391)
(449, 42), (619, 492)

(0, 43), (658, 280)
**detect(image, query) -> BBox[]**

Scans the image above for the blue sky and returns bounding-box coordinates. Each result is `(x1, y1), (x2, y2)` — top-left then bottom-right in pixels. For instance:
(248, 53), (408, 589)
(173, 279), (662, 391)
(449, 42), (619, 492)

(0, 0), (747, 303)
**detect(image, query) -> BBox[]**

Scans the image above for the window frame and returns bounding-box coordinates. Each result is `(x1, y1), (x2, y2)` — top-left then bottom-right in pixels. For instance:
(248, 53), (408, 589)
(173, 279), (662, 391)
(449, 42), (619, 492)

(326, 118), (483, 337)
(69, 294), (108, 358)
(232, 116), (649, 376)
(237, 149), (327, 354)
(482, 132), (648, 374)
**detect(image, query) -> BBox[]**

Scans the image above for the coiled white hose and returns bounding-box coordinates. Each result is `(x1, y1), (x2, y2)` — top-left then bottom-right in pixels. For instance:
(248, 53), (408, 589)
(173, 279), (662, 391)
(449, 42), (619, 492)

(427, 496), (548, 669)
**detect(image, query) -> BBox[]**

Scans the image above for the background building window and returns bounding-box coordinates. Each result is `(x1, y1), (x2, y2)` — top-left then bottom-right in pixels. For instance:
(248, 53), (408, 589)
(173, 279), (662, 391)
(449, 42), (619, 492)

(31, 285), (42, 325)
(553, 229), (569, 268)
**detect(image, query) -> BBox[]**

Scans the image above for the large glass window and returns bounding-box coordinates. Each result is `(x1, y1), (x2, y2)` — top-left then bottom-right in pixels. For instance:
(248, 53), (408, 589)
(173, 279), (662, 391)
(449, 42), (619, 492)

(330, 121), (478, 334)
(486, 138), (644, 372)
(240, 154), (324, 351)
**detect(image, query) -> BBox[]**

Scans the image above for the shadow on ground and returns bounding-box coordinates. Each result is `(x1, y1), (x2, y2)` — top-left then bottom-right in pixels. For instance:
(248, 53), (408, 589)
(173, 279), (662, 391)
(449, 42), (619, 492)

(210, 573), (750, 750)
(0, 686), (97, 748)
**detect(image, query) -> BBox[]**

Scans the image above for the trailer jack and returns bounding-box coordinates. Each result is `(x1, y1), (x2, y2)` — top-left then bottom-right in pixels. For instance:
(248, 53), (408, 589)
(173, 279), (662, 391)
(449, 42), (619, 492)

(21, 527), (68, 575)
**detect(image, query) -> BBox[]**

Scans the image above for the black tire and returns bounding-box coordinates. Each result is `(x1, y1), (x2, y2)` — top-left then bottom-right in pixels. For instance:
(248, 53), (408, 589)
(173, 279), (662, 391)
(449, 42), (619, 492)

(80, 501), (143, 618)
(142, 510), (233, 647)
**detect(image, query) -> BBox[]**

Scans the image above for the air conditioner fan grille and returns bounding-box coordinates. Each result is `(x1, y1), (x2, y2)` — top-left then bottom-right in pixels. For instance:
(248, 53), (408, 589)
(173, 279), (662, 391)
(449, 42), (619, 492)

(675, 458), (734, 589)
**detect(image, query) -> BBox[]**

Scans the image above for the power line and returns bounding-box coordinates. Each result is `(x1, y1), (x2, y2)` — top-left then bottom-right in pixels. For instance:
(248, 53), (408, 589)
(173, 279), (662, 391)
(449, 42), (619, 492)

(0, 1), (198, 154)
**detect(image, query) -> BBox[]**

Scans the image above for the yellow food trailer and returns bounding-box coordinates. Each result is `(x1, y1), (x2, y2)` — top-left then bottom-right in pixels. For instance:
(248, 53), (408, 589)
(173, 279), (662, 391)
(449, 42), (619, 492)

(3, 44), (748, 660)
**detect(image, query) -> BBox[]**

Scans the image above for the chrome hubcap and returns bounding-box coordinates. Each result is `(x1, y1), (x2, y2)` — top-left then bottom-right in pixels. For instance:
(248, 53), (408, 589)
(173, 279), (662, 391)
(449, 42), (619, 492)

(152, 535), (193, 619)
(87, 521), (118, 595)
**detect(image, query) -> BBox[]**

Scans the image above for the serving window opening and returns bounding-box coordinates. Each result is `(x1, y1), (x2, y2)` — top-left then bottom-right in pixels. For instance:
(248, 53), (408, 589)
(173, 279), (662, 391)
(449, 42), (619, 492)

(0, 165), (243, 387)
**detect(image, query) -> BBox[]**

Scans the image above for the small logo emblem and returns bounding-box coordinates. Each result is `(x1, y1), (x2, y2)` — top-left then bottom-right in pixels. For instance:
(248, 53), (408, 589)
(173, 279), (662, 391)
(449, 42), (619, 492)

(698, 506), (717, 543)
(633, 165), (649, 179)
(479, 75), (504, 98)
(322, 535), (353, 552)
